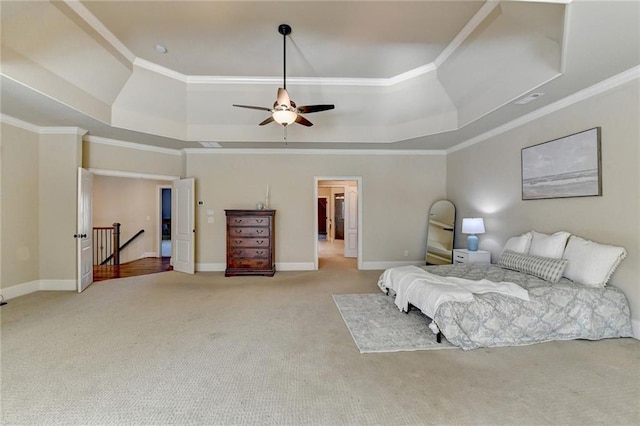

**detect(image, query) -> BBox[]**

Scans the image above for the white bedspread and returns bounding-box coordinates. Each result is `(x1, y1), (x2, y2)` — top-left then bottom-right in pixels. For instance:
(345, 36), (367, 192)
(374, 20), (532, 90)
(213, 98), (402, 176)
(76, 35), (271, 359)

(378, 265), (529, 318)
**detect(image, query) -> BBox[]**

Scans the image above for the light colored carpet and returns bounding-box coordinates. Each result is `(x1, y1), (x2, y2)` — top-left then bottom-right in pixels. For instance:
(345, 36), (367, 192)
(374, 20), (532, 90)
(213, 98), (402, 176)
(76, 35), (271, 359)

(333, 293), (455, 352)
(2, 257), (639, 425)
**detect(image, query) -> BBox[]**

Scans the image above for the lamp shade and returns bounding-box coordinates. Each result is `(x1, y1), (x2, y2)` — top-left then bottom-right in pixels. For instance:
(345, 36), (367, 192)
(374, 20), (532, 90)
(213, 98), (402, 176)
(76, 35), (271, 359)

(462, 218), (485, 235)
(272, 110), (297, 126)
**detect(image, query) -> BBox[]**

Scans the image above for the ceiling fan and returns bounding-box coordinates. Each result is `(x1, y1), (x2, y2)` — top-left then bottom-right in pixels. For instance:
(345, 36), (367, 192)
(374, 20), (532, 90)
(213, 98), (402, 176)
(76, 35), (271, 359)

(233, 24), (335, 127)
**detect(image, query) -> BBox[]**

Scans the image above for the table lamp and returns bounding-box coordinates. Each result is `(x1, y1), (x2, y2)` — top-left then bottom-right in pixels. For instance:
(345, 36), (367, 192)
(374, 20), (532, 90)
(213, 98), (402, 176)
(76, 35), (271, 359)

(462, 218), (485, 252)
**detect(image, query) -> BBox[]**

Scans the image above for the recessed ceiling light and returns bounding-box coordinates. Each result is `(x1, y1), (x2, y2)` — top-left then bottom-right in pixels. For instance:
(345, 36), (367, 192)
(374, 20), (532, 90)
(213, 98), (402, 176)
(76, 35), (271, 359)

(155, 44), (167, 54)
(515, 93), (545, 105)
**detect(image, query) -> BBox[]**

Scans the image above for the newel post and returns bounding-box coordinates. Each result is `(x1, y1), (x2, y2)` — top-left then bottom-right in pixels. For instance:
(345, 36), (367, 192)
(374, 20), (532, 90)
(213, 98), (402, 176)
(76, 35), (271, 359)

(112, 223), (121, 265)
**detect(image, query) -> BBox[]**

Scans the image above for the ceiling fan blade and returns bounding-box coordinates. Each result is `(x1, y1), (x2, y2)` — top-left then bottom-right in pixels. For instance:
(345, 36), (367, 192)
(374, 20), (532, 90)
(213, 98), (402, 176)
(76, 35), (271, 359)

(233, 104), (272, 112)
(258, 116), (275, 126)
(276, 88), (291, 108)
(296, 104), (335, 114)
(295, 115), (313, 127)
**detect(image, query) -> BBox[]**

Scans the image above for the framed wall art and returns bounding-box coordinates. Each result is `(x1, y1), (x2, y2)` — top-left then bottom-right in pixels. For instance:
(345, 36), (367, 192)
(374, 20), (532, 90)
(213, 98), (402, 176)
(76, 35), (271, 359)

(521, 127), (602, 200)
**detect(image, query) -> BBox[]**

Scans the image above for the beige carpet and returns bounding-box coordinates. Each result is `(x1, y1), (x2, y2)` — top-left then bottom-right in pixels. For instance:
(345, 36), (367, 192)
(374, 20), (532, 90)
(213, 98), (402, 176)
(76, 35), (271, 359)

(2, 256), (639, 425)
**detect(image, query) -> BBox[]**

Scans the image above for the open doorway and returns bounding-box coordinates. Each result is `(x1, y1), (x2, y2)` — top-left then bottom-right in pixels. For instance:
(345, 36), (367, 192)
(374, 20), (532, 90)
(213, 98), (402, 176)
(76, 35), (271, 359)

(315, 177), (362, 270)
(158, 185), (172, 258)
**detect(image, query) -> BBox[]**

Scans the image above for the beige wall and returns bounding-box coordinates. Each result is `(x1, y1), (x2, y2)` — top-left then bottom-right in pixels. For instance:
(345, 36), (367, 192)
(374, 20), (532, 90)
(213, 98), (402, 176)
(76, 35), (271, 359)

(186, 153), (446, 268)
(93, 175), (168, 263)
(1, 123), (40, 288)
(447, 80), (640, 324)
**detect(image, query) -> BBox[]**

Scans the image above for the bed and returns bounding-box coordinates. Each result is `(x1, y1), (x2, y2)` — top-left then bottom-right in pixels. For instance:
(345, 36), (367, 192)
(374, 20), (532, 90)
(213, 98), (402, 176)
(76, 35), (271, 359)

(377, 232), (633, 350)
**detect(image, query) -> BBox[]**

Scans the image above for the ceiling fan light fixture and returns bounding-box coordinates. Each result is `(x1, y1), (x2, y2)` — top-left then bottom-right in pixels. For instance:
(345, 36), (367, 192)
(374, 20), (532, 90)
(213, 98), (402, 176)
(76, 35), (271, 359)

(272, 109), (297, 126)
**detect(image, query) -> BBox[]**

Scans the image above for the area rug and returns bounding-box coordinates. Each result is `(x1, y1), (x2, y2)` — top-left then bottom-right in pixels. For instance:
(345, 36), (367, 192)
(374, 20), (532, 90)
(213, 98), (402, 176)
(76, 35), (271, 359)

(333, 293), (455, 353)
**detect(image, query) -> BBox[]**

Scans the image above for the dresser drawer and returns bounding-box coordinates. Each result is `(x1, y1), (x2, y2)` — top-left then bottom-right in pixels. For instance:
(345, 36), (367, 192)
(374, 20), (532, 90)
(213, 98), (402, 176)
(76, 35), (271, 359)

(228, 227), (270, 237)
(228, 237), (270, 248)
(228, 248), (270, 258)
(227, 257), (271, 269)
(228, 217), (271, 227)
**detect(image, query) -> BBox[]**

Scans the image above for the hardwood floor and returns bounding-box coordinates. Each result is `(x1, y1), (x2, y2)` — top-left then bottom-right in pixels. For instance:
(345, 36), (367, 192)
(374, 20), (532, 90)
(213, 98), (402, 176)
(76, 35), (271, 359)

(93, 257), (172, 282)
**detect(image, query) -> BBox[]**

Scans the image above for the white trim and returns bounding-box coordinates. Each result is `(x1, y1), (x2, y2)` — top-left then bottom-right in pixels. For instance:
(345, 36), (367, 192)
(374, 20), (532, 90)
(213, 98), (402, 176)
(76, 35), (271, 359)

(434, 0), (501, 68)
(196, 262), (315, 272)
(88, 168), (180, 181)
(448, 66), (640, 154)
(0, 281), (40, 300)
(1, 114), (41, 133)
(276, 262), (315, 271)
(196, 263), (226, 272)
(0, 279), (76, 300)
(1, 114), (87, 135)
(40, 126), (88, 136)
(84, 135), (182, 156)
(40, 279), (76, 291)
(360, 261), (425, 271)
(140, 252), (158, 259)
(183, 148), (445, 156)
(62, 0), (136, 64)
(632, 319), (640, 340)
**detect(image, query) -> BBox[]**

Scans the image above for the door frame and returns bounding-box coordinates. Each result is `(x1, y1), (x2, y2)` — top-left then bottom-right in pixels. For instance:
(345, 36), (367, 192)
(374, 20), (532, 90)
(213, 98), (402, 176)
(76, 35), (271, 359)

(313, 176), (362, 270)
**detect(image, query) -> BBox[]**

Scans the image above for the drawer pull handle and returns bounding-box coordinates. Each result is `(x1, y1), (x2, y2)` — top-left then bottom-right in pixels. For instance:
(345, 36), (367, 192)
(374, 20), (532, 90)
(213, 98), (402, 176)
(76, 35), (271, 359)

(257, 251), (263, 255)
(234, 219), (242, 223)
(234, 229), (242, 234)
(257, 240), (264, 245)
(256, 230), (264, 234)
(257, 219), (263, 223)
(235, 240), (242, 244)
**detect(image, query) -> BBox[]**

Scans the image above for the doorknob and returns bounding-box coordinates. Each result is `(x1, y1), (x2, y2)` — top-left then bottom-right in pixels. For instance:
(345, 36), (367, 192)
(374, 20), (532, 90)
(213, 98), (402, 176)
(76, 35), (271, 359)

(73, 234), (87, 238)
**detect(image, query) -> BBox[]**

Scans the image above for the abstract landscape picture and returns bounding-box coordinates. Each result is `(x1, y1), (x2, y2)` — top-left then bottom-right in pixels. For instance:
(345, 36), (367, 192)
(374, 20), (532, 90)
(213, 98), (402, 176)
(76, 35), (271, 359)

(522, 128), (601, 200)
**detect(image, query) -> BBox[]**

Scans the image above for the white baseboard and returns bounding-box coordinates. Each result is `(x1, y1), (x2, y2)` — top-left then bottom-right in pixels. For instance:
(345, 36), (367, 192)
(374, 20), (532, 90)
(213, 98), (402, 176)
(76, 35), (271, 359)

(632, 319), (640, 340)
(276, 262), (315, 271)
(196, 263), (226, 272)
(195, 262), (315, 272)
(141, 252), (158, 258)
(360, 261), (424, 270)
(1, 279), (76, 300)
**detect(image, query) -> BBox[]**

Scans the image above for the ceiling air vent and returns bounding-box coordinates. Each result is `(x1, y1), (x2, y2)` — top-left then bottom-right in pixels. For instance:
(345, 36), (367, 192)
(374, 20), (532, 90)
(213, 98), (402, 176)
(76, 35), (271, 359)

(515, 93), (545, 105)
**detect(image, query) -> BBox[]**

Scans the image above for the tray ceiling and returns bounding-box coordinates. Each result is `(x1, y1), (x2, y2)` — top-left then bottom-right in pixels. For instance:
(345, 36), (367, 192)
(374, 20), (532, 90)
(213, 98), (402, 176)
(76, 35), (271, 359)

(1, 0), (639, 151)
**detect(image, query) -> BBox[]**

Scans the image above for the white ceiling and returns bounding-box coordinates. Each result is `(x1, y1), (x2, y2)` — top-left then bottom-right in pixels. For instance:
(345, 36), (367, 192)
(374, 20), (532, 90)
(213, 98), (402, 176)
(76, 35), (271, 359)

(1, 0), (639, 151)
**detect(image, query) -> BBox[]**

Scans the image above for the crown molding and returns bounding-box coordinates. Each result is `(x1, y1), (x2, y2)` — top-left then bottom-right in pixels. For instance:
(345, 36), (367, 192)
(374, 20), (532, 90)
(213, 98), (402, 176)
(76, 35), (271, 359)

(88, 168), (179, 181)
(182, 148), (446, 156)
(1, 114), (41, 133)
(1, 114), (87, 135)
(448, 65), (640, 154)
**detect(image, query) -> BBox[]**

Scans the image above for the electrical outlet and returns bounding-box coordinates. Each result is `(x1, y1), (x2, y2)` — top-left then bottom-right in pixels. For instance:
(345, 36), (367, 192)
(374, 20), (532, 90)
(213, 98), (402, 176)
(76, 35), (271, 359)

(403, 250), (409, 257)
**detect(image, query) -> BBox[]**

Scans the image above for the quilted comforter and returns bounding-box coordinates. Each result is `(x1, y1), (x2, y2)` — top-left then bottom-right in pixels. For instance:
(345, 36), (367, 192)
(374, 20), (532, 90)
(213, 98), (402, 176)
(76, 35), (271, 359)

(381, 263), (633, 350)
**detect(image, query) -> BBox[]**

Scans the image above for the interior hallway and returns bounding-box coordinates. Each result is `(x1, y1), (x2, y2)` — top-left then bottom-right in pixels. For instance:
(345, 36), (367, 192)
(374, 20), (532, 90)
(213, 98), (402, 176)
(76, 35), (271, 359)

(318, 238), (356, 270)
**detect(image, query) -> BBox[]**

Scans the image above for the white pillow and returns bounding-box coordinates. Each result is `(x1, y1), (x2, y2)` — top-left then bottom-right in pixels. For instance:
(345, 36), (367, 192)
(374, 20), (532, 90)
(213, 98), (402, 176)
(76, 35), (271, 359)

(529, 231), (570, 259)
(562, 236), (627, 288)
(502, 232), (532, 254)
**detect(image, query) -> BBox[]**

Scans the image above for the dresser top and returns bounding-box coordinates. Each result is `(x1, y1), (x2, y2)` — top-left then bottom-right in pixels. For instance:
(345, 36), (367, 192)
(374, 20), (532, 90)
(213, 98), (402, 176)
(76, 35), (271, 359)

(225, 209), (275, 215)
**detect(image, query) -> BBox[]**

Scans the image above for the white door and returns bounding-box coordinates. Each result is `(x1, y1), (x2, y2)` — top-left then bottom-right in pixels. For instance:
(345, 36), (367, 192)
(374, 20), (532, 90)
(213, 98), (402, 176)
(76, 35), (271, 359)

(172, 178), (195, 274)
(77, 167), (93, 292)
(344, 185), (358, 258)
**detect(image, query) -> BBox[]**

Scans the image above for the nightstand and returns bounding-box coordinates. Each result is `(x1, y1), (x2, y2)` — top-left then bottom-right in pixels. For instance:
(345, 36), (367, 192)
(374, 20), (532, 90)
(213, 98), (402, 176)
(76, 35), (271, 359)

(453, 249), (491, 265)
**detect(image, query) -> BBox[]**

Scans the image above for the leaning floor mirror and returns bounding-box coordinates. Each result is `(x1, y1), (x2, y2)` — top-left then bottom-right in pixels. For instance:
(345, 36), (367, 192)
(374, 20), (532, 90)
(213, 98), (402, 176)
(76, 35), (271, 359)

(425, 200), (456, 265)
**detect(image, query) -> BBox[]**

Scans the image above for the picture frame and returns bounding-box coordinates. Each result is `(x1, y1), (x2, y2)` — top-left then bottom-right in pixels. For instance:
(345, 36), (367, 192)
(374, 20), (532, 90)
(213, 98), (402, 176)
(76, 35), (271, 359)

(521, 127), (602, 200)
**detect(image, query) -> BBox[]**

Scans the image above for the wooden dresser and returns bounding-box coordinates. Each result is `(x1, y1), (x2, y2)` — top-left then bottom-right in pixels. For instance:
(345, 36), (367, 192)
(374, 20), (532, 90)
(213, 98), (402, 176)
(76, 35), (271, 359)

(225, 210), (276, 277)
